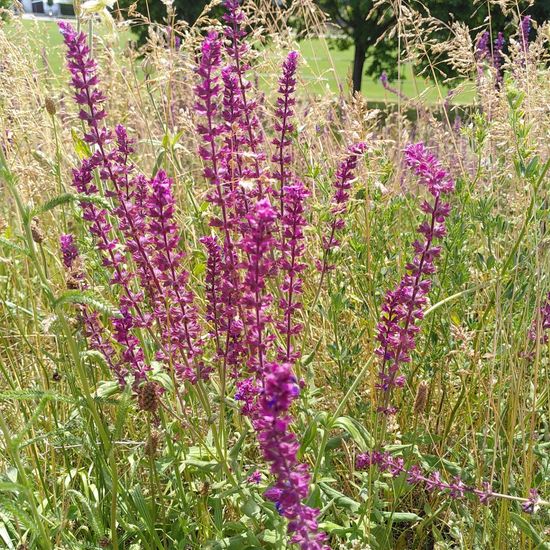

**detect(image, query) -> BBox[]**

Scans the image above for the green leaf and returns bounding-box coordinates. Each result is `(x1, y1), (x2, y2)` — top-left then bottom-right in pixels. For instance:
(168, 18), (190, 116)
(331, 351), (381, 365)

(229, 429), (248, 462)
(298, 414), (319, 458)
(183, 458), (220, 474)
(32, 192), (111, 217)
(510, 512), (544, 546)
(94, 380), (121, 399)
(381, 511), (421, 522)
(0, 236), (30, 258)
(319, 482), (360, 512)
(206, 535), (254, 549)
(54, 290), (121, 317)
(72, 128), (92, 159)
(241, 496), (260, 519)
(333, 415), (374, 450)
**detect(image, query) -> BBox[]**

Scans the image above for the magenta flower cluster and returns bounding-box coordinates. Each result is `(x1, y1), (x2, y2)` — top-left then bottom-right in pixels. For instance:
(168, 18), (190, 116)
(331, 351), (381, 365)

(356, 451), (541, 513)
(60, 234), (79, 268)
(529, 292), (550, 344)
(60, 0), (367, 544)
(475, 30), (506, 85)
(375, 143), (454, 413)
(318, 143), (368, 274)
(192, 1), (369, 546)
(59, 22), (203, 388)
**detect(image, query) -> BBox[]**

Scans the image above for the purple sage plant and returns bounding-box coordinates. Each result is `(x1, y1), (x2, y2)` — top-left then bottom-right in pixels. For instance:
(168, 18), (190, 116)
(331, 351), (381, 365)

(375, 143), (455, 414)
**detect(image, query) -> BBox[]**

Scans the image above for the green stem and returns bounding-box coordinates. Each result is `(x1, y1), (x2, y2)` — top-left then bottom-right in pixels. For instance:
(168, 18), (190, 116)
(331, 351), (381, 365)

(312, 355), (374, 481)
(1, 151), (119, 549)
(0, 414), (52, 550)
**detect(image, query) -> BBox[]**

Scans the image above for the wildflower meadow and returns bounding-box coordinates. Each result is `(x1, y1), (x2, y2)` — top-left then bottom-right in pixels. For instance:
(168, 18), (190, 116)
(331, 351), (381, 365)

(0, 0), (549, 548)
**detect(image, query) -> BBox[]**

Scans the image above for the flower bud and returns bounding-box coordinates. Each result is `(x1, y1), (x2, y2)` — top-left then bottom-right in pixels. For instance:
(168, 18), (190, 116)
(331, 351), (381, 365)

(45, 97), (57, 116)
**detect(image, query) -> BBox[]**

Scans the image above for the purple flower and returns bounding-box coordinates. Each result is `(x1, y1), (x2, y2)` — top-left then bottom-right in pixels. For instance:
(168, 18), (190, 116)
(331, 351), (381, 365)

(247, 470), (262, 484)
(319, 142), (367, 273)
(147, 170), (205, 381)
(528, 292), (550, 344)
(522, 489), (540, 514)
(355, 451), (543, 511)
(239, 198), (278, 373)
(223, 0), (265, 193)
(60, 22), (150, 384)
(272, 51), (298, 214)
(476, 31), (490, 62)
(255, 361), (328, 549)
(200, 235), (223, 353)
(58, 22), (110, 147)
(196, 31), (246, 377)
(60, 234), (79, 268)
(520, 15), (531, 54)
(375, 143), (454, 411)
(493, 32), (505, 84)
(235, 197), (326, 547)
(475, 482), (494, 504)
(277, 180), (309, 363)
(380, 71), (407, 100)
(195, 32), (226, 215)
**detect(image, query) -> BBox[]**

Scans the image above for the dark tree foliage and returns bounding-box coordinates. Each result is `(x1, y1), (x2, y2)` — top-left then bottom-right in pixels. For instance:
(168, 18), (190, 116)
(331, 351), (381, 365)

(315, 0), (550, 91)
(115, 0), (211, 44)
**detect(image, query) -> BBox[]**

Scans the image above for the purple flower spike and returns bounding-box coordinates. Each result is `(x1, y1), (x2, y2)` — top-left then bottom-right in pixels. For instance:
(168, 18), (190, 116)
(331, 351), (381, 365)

(255, 360), (328, 549)
(476, 31), (490, 62)
(148, 170), (205, 381)
(319, 142), (367, 273)
(375, 143), (455, 412)
(493, 32), (505, 84)
(272, 51), (299, 214)
(356, 451), (539, 510)
(60, 234), (79, 268)
(239, 198), (278, 373)
(277, 180), (309, 363)
(235, 196), (326, 547)
(520, 15), (531, 54)
(60, 22), (152, 384)
(223, 0), (265, 193)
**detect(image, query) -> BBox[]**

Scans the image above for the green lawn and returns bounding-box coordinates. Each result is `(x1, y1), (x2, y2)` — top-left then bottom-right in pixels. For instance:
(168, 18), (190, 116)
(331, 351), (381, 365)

(4, 18), (474, 104)
(295, 37), (475, 104)
(3, 18), (134, 78)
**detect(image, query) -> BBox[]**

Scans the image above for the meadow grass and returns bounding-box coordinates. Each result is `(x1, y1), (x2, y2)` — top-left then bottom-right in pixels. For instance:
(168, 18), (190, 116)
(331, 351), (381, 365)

(5, 17), (475, 103)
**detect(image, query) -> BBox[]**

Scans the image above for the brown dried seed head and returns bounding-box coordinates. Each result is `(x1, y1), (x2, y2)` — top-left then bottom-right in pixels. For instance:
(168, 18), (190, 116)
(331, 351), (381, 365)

(45, 97), (57, 116)
(414, 381), (429, 415)
(145, 430), (160, 457)
(138, 381), (160, 413)
(30, 219), (44, 243)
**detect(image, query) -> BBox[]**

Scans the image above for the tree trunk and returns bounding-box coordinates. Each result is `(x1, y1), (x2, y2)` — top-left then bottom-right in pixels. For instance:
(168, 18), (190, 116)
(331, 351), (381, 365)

(352, 40), (367, 93)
